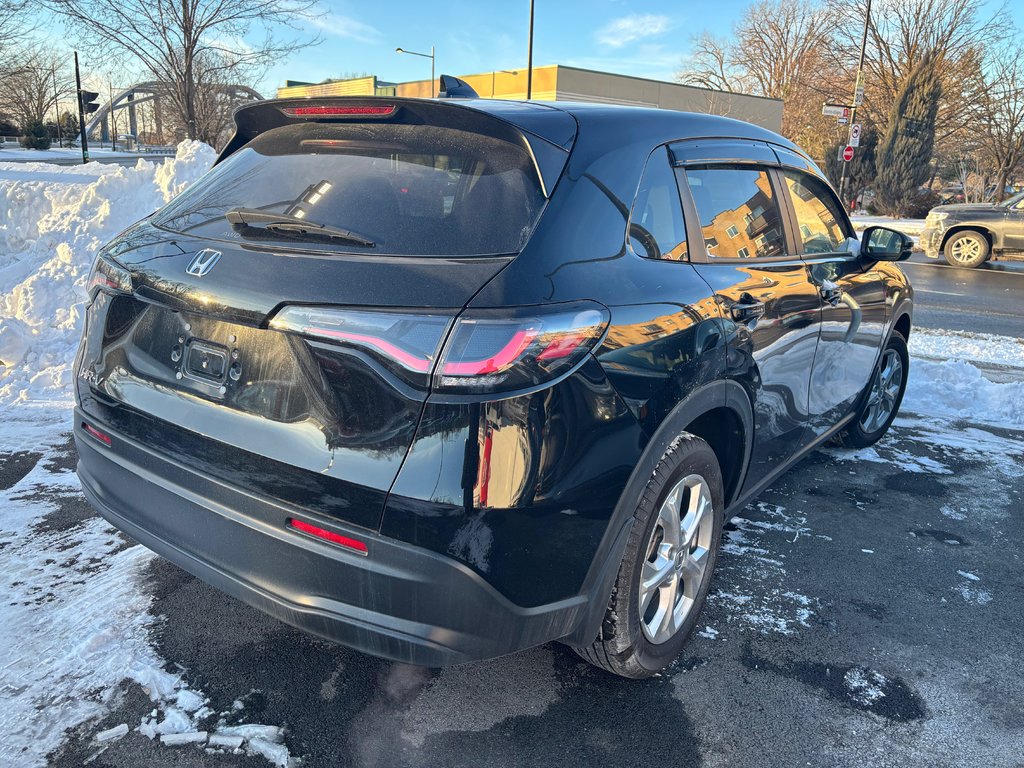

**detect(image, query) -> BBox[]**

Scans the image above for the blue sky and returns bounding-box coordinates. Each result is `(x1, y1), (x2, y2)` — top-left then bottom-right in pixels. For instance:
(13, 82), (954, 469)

(266, 0), (751, 91)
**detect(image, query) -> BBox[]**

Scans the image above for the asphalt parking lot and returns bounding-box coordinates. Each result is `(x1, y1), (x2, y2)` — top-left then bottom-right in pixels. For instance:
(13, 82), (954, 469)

(16, 405), (1019, 767)
(3, 258), (1022, 767)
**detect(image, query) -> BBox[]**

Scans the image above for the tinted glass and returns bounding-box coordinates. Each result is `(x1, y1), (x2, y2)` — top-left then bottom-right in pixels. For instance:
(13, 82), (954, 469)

(153, 122), (546, 256)
(630, 147), (687, 260)
(783, 170), (848, 253)
(683, 167), (786, 259)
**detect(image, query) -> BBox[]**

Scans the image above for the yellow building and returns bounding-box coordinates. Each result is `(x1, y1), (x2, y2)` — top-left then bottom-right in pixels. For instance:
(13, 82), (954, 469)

(277, 65), (783, 132)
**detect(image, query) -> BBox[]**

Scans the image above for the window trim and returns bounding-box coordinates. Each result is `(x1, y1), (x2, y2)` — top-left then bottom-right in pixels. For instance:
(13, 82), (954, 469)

(675, 163), (803, 265)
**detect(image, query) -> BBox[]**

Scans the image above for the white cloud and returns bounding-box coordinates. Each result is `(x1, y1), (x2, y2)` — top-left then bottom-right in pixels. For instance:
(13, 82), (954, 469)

(306, 13), (383, 45)
(595, 14), (673, 48)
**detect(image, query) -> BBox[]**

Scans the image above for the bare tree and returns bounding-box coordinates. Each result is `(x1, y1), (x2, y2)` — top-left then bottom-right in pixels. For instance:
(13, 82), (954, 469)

(678, 0), (843, 155)
(47, 0), (321, 143)
(678, 33), (740, 92)
(0, 1), (32, 61)
(976, 39), (1024, 202)
(0, 46), (76, 129)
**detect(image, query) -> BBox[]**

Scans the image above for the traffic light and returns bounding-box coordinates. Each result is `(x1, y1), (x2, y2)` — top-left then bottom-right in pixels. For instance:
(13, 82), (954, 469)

(79, 90), (100, 114)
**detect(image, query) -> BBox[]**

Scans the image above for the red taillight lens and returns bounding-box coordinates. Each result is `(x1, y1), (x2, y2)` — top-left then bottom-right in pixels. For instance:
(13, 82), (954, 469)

(436, 303), (609, 393)
(269, 306), (453, 387)
(279, 104), (396, 118)
(86, 254), (132, 298)
(287, 518), (368, 554)
(270, 302), (609, 395)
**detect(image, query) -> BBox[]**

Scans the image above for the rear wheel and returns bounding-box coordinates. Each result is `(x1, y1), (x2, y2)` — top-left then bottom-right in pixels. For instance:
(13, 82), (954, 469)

(575, 433), (724, 678)
(834, 332), (909, 449)
(943, 230), (989, 268)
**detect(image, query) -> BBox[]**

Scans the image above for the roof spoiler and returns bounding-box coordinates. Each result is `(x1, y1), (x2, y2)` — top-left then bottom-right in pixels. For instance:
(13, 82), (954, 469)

(437, 75), (479, 99)
(215, 97), (573, 198)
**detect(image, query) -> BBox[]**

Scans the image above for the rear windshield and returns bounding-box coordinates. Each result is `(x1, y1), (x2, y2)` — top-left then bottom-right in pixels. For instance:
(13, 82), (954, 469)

(153, 122), (547, 256)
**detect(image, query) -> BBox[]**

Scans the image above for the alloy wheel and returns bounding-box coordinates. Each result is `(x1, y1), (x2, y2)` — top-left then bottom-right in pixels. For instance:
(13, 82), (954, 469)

(949, 235), (984, 264)
(639, 473), (714, 644)
(860, 348), (903, 433)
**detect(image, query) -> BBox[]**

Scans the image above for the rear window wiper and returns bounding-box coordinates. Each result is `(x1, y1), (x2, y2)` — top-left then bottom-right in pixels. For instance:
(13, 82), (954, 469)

(225, 208), (375, 248)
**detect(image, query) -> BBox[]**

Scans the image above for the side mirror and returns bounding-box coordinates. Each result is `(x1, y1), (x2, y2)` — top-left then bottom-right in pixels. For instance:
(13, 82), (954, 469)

(862, 226), (914, 262)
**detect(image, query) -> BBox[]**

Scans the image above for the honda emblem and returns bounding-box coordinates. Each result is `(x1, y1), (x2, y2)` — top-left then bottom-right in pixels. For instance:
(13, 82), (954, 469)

(186, 248), (222, 277)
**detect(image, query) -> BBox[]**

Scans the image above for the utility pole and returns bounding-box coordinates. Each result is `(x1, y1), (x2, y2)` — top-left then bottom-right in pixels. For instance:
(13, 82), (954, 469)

(74, 52), (89, 164)
(526, 0), (535, 99)
(838, 0), (872, 207)
(52, 65), (62, 149)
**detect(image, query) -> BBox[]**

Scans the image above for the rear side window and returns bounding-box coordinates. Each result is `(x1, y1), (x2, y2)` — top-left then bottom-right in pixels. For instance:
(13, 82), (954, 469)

(782, 170), (849, 253)
(630, 147), (687, 261)
(153, 122), (546, 256)
(683, 167), (787, 259)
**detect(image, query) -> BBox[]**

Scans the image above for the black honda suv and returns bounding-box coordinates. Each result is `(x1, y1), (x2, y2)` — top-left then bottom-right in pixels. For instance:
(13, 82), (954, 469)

(75, 91), (914, 678)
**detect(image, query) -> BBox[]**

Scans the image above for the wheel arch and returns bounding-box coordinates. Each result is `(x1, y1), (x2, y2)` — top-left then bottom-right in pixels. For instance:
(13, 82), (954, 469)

(941, 224), (997, 252)
(563, 379), (753, 646)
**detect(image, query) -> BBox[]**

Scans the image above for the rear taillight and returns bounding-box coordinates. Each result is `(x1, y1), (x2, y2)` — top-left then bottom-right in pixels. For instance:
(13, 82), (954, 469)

(86, 253), (132, 298)
(270, 302), (609, 395)
(270, 307), (453, 388)
(435, 304), (609, 393)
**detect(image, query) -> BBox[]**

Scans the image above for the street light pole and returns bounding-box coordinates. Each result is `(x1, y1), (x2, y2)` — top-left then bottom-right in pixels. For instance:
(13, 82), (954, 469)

(838, 0), (872, 208)
(526, 0), (535, 99)
(396, 46), (436, 95)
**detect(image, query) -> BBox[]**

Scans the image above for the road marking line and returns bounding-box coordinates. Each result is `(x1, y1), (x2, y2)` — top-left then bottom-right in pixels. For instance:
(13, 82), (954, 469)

(918, 289), (966, 296)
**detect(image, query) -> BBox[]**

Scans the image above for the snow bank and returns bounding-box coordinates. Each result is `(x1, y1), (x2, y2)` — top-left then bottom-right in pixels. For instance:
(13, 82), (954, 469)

(909, 328), (1024, 370)
(0, 141), (216, 406)
(904, 359), (1024, 429)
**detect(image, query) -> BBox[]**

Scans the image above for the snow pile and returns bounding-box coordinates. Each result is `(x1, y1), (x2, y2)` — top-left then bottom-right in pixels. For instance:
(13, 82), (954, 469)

(0, 141), (216, 407)
(903, 359), (1024, 429)
(909, 328), (1024, 369)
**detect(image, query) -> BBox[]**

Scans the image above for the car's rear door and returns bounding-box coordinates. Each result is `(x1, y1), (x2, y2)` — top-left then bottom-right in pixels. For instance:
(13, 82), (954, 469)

(672, 141), (822, 491)
(773, 152), (888, 437)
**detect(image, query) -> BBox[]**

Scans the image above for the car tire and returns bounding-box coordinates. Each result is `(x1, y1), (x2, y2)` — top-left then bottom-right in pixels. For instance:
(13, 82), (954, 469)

(834, 331), (909, 449)
(943, 230), (989, 268)
(574, 432), (724, 678)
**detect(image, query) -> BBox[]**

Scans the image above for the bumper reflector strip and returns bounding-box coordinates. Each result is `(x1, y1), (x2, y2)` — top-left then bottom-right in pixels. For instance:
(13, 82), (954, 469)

(82, 422), (112, 447)
(287, 518), (368, 555)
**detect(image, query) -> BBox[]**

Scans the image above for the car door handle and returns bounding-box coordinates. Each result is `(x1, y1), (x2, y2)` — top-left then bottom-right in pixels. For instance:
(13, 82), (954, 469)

(730, 296), (766, 323)
(821, 286), (843, 305)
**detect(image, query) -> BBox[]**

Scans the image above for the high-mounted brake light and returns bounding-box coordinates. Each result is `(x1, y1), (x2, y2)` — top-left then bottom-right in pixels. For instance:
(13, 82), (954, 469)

(279, 105), (396, 118)
(288, 518), (368, 555)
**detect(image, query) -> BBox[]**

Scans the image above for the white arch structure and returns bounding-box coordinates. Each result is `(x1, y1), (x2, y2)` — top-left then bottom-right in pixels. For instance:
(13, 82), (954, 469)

(84, 81), (263, 143)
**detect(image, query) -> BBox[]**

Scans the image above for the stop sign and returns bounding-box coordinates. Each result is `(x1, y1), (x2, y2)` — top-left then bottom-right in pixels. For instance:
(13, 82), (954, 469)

(843, 145), (855, 162)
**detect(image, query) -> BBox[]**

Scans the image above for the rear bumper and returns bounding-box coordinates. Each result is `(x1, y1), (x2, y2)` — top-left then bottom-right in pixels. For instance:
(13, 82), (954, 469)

(74, 410), (591, 666)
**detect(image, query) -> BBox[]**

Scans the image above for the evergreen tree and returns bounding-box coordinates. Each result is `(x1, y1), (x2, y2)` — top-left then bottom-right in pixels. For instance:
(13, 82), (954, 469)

(19, 120), (51, 150)
(875, 51), (943, 216)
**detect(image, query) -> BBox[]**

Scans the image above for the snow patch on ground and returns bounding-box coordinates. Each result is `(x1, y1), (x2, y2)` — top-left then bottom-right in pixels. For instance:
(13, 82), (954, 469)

(903, 359), (1024, 429)
(709, 502), (817, 636)
(844, 667), (889, 706)
(850, 215), (925, 236)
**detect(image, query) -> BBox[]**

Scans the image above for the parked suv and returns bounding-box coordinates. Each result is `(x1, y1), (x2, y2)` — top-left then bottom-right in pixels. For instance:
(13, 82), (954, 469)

(75, 93), (914, 678)
(921, 190), (1024, 268)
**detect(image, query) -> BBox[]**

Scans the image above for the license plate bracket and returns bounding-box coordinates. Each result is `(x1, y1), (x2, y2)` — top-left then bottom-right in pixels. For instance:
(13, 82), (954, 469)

(184, 340), (228, 384)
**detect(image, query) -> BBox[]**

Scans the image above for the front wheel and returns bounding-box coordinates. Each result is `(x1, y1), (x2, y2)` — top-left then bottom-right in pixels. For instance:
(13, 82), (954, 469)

(943, 230), (989, 268)
(575, 433), (724, 678)
(834, 331), (909, 449)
